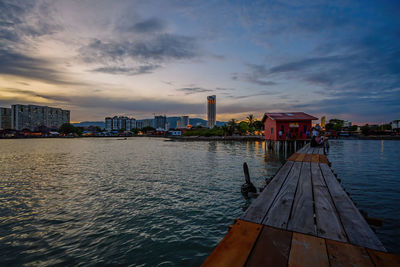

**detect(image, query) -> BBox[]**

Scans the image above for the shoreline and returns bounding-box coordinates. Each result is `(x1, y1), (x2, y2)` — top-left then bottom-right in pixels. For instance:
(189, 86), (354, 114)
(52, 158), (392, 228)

(0, 135), (399, 141)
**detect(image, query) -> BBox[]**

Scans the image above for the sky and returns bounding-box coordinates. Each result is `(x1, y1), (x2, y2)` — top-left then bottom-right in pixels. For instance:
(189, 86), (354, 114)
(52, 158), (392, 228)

(0, 0), (399, 123)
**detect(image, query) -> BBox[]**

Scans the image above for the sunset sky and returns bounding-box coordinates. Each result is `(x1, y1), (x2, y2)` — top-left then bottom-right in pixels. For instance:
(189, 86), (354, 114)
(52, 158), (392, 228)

(0, 0), (399, 123)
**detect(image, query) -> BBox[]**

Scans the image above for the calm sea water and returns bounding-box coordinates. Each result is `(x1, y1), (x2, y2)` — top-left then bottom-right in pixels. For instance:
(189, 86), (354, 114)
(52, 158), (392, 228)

(0, 138), (398, 266)
(0, 138), (285, 266)
(326, 139), (400, 254)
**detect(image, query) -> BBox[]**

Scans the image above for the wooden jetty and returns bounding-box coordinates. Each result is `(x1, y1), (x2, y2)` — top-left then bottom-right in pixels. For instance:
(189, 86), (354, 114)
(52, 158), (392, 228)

(203, 144), (400, 267)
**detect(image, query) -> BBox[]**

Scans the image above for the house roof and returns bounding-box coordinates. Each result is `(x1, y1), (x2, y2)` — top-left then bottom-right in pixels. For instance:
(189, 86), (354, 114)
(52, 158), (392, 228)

(262, 112), (318, 122)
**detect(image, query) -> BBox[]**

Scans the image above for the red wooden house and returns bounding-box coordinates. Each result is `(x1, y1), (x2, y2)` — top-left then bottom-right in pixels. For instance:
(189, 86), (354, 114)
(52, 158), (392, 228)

(262, 112), (318, 141)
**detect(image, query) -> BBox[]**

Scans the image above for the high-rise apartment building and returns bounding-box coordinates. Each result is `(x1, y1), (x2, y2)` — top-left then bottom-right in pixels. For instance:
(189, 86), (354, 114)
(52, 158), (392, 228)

(207, 95), (216, 128)
(176, 115), (189, 129)
(0, 107), (11, 130)
(11, 104), (70, 131)
(105, 116), (136, 131)
(154, 115), (167, 130)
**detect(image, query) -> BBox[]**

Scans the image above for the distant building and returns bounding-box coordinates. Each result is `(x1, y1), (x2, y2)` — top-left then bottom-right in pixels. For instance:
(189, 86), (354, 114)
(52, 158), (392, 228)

(142, 119), (154, 128)
(11, 104), (70, 131)
(176, 115), (190, 129)
(0, 107), (11, 130)
(262, 112), (318, 141)
(392, 119), (400, 132)
(105, 116), (136, 131)
(207, 95), (216, 128)
(343, 120), (352, 128)
(154, 115), (167, 130)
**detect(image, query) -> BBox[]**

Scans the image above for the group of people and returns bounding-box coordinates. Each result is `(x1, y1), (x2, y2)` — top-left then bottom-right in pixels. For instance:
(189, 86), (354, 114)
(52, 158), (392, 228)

(310, 127), (326, 147)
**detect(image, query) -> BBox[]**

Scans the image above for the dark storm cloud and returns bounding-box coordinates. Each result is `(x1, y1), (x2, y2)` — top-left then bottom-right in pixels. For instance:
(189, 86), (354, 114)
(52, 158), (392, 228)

(91, 65), (161, 75)
(80, 34), (198, 63)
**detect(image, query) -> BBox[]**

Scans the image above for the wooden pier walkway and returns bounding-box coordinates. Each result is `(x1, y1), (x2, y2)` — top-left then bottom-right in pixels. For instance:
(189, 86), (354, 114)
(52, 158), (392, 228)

(203, 144), (400, 267)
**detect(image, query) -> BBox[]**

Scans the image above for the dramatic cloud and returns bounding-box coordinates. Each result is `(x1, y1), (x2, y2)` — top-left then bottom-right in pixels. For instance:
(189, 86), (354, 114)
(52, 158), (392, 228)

(80, 34), (198, 64)
(177, 87), (213, 95)
(0, 0), (399, 122)
(91, 65), (161, 75)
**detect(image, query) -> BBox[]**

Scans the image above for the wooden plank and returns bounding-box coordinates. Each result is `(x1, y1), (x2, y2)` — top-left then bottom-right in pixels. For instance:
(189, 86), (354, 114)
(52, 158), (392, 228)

(326, 239), (374, 267)
(295, 153), (306, 162)
(301, 144), (311, 154)
(202, 220), (262, 267)
(262, 162), (302, 228)
(288, 232), (329, 267)
(308, 147), (315, 154)
(319, 154), (329, 164)
(312, 163), (346, 242)
(246, 226), (292, 267)
(241, 161), (294, 224)
(303, 154), (312, 162)
(287, 162), (316, 235)
(287, 153), (299, 161)
(320, 163), (386, 251)
(311, 154), (319, 163)
(367, 249), (400, 267)
(312, 164), (348, 242)
(312, 147), (321, 154)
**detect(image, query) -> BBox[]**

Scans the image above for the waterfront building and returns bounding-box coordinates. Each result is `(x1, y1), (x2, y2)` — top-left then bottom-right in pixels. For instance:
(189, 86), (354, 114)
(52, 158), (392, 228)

(262, 112), (318, 141)
(104, 116), (136, 131)
(0, 107), (11, 130)
(392, 119), (400, 132)
(11, 104), (70, 131)
(207, 95), (216, 128)
(154, 115), (167, 130)
(343, 120), (352, 128)
(142, 119), (154, 128)
(176, 115), (190, 129)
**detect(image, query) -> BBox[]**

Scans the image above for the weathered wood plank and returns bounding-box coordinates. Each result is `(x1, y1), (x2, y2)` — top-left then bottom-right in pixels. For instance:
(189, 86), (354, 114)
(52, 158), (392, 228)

(287, 162), (316, 235)
(295, 153), (306, 162)
(245, 226), (292, 267)
(288, 232), (329, 267)
(311, 154), (319, 163)
(262, 162), (302, 228)
(320, 163), (386, 251)
(287, 153), (299, 161)
(301, 143), (311, 154)
(241, 161), (294, 224)
(312, 163), (347, 241)
(308, 147), (315, 154)
(303, 154), (312, 162)
(367, 249), (400, 267)
(326, 239), (373, 267)
(319, 154), (329, 164)
(202, 220), (262, 267)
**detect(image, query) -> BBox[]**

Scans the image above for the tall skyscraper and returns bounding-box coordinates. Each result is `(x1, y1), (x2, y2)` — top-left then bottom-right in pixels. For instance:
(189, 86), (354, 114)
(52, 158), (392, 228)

(207, 95), (216, 128)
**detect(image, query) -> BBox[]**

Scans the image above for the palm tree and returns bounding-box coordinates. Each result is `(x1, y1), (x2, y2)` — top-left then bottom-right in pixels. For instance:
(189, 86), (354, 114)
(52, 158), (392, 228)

(228, 119), (237, 135)
(246, 114), (255, 128)
(221, 125), (229, 136)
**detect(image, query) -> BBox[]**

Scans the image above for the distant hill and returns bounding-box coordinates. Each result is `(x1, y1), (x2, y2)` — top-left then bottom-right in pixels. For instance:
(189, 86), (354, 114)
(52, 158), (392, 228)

(73, 118), (226, 129)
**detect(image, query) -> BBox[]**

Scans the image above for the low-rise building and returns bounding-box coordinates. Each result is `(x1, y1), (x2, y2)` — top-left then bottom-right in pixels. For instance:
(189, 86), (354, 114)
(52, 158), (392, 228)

(262, 112), (318, 141)
(392, 119), (400, 132)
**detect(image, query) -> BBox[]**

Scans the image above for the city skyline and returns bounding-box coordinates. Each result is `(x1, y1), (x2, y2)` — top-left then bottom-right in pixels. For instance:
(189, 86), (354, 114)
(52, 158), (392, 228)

(0, 1), (399, 124)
